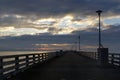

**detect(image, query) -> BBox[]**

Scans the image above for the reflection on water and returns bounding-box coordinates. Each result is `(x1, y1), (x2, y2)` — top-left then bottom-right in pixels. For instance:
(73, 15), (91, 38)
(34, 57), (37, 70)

(0, 51), (52, 56)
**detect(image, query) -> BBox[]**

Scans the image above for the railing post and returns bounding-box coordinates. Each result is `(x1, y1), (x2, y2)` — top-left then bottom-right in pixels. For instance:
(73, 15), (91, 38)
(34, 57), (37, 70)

(45, 53), (47, 60)
(0, 57), (4, 80)
(42, 53), (46, 61)
(45, 54), (47, 60)
(47, 54), (48, 59)
(41, 53), (44, 62)
(33, 54), (35, 64)
(40, 54), (42, 62)
(15, 56), (19, 73)
(26, 55), (29, 67)
(111, 54), (114, 65)
(38, 54), (40, 62)
(119, 54), (120, 66)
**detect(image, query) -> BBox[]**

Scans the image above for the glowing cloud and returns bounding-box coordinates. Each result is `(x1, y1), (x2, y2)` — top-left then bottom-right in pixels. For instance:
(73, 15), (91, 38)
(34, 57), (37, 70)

(0, 26), (15, 32)
(0, 27), (43, 37)
(0, 14), (119, 37)
(33, 18), (56, 25)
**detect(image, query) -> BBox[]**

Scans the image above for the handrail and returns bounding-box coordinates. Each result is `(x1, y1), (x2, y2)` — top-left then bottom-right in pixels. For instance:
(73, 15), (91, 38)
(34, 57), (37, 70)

(0, 52), (57, 79)
(79, 52), (120, 67)
(108, 53), (120, 66)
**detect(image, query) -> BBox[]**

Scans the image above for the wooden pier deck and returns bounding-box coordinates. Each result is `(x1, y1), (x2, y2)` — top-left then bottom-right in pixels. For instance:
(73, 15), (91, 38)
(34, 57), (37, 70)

(9, 52), (120, 80)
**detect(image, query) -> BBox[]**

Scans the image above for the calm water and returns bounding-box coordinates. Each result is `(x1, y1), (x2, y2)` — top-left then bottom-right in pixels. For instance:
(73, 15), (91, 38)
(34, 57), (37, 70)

(0, 51), (52, 56)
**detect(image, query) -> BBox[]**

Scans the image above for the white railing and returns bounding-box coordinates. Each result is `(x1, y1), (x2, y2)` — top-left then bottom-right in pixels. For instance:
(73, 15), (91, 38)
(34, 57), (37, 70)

(79, 52), (120, 67)
(108, 53), (120, 66)
(0, 52), (57, 79)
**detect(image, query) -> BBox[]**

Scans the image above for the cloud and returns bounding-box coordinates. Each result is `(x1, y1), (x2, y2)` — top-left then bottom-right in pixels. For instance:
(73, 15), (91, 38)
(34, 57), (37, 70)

(0, 0), (120, 17)
(0, 0), (120, 37)
(0, 15), (98, 36)
(0, 24), (119, 52)
(0, 27), (43, 37)
(0, 14), (27, 26)
(0, 0), (120, 52)
(32, 18), (56, 26)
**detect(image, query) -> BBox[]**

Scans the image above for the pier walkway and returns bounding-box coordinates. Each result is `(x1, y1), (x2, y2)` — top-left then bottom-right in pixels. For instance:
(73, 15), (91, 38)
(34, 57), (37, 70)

(10, 52), (120, 80)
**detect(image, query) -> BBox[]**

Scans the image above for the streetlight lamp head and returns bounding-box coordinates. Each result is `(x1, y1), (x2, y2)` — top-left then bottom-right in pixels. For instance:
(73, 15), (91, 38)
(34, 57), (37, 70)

(96, 10), (103, 14)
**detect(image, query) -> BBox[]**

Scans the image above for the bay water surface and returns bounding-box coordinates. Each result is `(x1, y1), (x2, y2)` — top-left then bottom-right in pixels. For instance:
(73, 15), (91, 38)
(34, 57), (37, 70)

(0, 51), (52, 56)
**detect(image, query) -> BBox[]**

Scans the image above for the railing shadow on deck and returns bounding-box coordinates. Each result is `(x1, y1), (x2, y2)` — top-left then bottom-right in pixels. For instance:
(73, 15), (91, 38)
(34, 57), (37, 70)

(0, 51), (64, 80)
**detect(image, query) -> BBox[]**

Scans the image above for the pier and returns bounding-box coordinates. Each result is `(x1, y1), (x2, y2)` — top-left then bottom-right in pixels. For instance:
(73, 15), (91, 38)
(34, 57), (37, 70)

(0, 51), (120, 80)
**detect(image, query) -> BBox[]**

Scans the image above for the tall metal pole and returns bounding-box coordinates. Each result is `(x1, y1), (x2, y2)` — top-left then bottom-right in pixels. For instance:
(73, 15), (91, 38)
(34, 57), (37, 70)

(78, 35), (80, 51)
(96, 10), (103, 48)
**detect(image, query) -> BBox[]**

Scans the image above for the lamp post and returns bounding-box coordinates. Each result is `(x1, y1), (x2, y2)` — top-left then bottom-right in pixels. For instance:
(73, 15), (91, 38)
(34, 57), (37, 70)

(96, 10), (103, 48)
(96, 10), (109, 67)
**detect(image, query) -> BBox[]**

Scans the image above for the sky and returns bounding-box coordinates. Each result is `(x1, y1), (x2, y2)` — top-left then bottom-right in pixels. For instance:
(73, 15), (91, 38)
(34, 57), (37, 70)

(0, 0), (120, 53)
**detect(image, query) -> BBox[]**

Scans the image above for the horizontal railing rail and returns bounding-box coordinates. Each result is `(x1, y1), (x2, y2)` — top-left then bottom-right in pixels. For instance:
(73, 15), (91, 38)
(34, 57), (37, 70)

(0, 52), (57, 79)
(108, 53), (120, 67)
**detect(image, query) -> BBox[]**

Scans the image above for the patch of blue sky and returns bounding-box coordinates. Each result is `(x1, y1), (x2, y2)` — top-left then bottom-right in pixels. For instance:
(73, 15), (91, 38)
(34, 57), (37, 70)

(104, 17), (120, 25)
(72, 23), (88, 28)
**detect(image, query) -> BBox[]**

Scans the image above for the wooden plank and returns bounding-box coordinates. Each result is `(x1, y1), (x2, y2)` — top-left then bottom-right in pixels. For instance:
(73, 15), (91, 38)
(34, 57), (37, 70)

(19, 58), (26, 62)
(3, 66), (15, 72)
(28, 57), (34, 60)
(3, 60), (15, 66)
(19, 63), (26, 69)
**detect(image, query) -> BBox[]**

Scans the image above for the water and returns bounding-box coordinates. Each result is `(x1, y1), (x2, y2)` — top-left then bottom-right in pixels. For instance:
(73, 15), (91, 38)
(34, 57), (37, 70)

(0, 51), (52, 56)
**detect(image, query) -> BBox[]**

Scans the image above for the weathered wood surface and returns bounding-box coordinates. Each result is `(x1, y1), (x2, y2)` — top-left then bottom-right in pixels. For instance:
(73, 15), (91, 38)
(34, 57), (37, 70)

(10, 52), (120, 80)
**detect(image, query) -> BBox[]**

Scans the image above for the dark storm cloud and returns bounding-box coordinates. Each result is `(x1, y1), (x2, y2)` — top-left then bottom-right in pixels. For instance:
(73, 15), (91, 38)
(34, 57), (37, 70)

(0, 34), (78, 50)
(0, 0), (120, 17)
(0, 14), (26, 26)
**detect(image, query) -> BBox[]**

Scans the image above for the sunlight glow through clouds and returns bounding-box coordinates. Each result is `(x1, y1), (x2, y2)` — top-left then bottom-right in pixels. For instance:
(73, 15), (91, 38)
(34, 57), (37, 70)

(33, 18), (56, 25)
(57, 27), (77, 35)
(0, 27), (42, 36)
(0, 14), (120, 37)
(0, 26), (14, 32)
